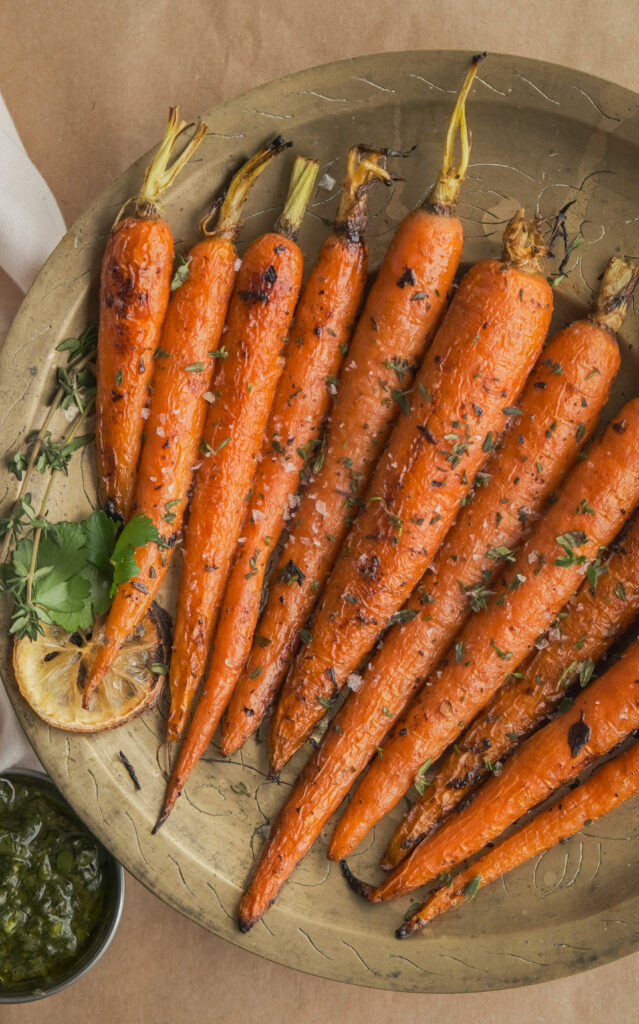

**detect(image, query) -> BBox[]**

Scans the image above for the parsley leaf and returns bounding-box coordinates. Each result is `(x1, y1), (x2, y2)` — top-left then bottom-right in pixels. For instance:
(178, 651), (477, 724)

(110, 514), (160, 594)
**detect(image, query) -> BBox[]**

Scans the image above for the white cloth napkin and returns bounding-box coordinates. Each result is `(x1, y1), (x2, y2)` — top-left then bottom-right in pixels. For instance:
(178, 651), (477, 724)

(0, 92), (66, 771)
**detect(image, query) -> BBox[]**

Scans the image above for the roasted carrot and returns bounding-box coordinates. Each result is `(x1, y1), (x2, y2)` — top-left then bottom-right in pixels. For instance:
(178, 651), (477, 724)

(269, 208), (555, 772)
(398, 738), (639, 937)
(82, 139), (290, 706)
(96, 108), (206, 522)
(330, 399), (639, 863)
(233, 56), (483, 743)
(231, 261), (621, 926)
(360, 632), (639, 904)
(391, 506), (639, 864)
(380, 257), (637, 865)
(214, 147), (393, 754)
(154, 156), (319, 828)
(235, 209), (554, 931)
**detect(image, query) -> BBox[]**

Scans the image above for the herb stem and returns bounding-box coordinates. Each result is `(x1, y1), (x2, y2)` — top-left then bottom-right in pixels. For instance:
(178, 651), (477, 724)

(1, 350), (95, 563)
(24, 401), (95, 606)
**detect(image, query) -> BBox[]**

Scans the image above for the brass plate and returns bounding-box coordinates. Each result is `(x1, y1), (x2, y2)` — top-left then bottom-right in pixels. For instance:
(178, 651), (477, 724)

(2, 51), (639, 992)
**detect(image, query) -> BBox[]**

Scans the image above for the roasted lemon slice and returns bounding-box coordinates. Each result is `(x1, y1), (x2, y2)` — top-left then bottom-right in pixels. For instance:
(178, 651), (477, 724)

(13, 604), (170, 732)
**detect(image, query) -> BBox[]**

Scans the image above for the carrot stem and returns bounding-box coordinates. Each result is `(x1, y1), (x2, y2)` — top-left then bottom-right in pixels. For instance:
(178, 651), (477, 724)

(591, 256), (639, 333)
(334, 146), (394, 239)
(131, 107), (207, 221)
(426, 53), (485, 210)
(275, 156), (320, 239)
(202, 136), (293, 240)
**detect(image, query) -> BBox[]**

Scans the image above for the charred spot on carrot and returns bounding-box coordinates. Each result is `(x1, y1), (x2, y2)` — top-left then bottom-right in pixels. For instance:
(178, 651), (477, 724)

(568, 711), (591, 757)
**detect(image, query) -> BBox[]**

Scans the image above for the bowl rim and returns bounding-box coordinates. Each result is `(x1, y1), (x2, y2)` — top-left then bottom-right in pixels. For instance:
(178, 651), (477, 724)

(0, 767), (125, 1004)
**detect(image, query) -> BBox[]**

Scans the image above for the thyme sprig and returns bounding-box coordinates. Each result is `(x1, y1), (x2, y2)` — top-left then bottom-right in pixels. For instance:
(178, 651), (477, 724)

(1, 324), (98, 562)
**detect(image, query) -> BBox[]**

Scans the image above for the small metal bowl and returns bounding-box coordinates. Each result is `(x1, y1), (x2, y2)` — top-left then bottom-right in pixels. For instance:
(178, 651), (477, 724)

(0, 767), (125, 1004)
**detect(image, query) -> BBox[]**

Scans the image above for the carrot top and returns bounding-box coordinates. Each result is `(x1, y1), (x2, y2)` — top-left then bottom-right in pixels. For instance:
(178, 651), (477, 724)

(126, 107), (207, 222)
(334, 146), (397, 240)
(200, 136), (292, 241)
(425, 52), (486, 211)
(275, 155), (320, 239)
(590, 255), (639, 333)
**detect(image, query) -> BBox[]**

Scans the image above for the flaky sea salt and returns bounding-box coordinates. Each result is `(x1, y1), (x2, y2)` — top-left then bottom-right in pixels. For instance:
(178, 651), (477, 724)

(318, 173), (336, 191)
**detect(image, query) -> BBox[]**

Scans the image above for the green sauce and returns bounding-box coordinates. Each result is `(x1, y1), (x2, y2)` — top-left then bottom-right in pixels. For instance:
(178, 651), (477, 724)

(0, 776), (108, 989)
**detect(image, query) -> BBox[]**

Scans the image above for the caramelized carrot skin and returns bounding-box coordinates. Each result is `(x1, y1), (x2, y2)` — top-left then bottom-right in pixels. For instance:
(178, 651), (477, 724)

(401, 738), (639, 935)
(237, 258), (555, 930)
(238, 734), (360, 930)
(84, 239), (237, 697)
(167, 233), (303, 741)
(374, 633), (639, 902)
(330, 400), (639, 862)
(270, 259), (553, 770)
(234, 209), (464, 740)
(237, 316), (617, 908)
(96, 216), (174, 521)
(339, 321), (618, 799)
(393, 504), (639, 862)
(216, 233), (368, 754)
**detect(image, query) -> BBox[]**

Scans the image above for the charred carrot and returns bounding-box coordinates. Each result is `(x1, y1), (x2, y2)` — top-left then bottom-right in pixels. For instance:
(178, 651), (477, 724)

(398, 738), (639, 937)
(236, 209), (555, 930)
(330, 399), (639, 863)
(96, 108), (206, 522)
(391, 506), (639, 864)
(362, 632), (639, 904)
(380, 257), (636, 865)
(82, 139), (289, 706)
(212, 147), (393, 754)
(154, 156), (319, 828)
(269, 208), (555, 772)
(233, 56), (483, 741)
(232, 261), (622, 927)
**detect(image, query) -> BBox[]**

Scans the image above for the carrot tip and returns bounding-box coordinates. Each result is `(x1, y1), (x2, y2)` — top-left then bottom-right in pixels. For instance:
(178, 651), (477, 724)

(151, 813), (167, 835)
(340, 859), (376, 900)
(237, 916), (256, 934)
(395, 917), (421, 939)
(153, 789), (179, 833)
(104, 498), (124, 525)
